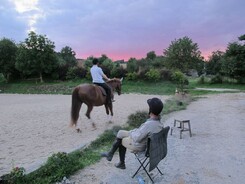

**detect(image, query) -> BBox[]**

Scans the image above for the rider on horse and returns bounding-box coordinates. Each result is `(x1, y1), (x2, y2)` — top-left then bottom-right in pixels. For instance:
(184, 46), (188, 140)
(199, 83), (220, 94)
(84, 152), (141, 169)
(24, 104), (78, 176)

(90, 58), (114, 105)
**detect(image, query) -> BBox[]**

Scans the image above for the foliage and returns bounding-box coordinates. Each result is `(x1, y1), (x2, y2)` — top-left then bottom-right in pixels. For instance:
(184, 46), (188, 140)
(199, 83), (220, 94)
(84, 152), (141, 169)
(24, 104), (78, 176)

(221, 39), (245, 83)
(206, 51), (224, 75)
(159, 68), (172, 81)
(238, 34), (245, 41)
(56, 46), (77, 80)
(163, 36), (204, 73)
(126, 58), (138, 73)
(1, 167), (26, 183)
(15, 31), (58, 82)
(0, 38), (18, 82)
(126, 72), (138, 81)
(0, 73), (7, 83)
(210, 74), (223, 84)
(197, 75), (206, 84)
(126, 111), (149, 128)
(111, 65), (127, 78)
(151, 56), (166, 68)
(59, 46), (77, 67)
(146, 51), (156, 60)
(145, 68), (161, 81)
(171, 71), (189, 92)
(66, 66), (86, 80)
(162, 95), (192, 114)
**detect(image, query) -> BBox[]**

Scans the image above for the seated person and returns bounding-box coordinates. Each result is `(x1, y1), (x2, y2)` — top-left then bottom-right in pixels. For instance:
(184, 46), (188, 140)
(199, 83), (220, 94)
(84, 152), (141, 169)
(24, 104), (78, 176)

(101, 97), (164, 169)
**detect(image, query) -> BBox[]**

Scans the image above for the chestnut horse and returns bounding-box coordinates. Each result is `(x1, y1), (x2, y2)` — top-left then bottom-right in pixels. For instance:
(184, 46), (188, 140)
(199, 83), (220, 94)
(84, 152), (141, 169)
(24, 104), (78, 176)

(70, 78), (122, 132)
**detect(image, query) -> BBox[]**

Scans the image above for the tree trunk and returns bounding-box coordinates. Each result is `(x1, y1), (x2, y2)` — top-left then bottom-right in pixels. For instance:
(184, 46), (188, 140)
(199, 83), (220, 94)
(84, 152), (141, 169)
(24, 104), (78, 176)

(39, 72), (43, 83)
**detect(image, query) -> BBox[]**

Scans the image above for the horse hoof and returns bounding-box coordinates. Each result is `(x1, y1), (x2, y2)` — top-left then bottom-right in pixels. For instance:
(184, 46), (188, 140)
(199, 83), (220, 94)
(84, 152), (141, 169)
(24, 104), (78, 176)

(76, 128), (81, 133)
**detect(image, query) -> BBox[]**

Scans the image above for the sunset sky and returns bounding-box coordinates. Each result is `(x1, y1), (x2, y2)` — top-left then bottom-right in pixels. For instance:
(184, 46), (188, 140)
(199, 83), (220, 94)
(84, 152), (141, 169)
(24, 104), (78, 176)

(0, 0), (244, 61)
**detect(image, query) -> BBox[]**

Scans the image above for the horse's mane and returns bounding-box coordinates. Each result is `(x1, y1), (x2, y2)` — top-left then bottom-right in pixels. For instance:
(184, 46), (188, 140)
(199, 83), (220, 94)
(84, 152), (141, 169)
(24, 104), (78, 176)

(107, 78), (120, 83)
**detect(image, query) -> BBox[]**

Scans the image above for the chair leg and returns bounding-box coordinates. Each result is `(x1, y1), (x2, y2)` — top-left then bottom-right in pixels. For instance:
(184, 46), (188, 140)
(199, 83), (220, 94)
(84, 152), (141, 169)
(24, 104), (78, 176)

(132, 156), (148, 178)
(132, 155), (156, 183)
(156, 166), (163, 175)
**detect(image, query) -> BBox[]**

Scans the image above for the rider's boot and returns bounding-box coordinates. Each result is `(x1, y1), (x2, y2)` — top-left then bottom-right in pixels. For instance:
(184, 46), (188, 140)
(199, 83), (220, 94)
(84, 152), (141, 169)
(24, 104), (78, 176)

(115, 145), (126, 169)
(101, 138), (122, 161)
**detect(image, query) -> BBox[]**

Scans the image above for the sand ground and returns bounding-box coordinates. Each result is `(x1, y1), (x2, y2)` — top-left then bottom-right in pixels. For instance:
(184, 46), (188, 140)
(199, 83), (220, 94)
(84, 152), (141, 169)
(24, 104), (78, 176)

(0, 93), (244, 184)
(0, 93), (167, 176)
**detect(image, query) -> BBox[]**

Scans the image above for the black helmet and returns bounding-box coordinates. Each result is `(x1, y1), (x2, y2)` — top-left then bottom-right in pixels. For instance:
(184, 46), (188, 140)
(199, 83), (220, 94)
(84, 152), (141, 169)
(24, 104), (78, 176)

(147, 98), (163, 115)
(92, 58), (99, 65)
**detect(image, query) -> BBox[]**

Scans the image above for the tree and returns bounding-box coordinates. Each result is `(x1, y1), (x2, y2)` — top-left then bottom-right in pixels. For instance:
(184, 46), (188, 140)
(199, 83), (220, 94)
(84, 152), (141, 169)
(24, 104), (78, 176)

(56, 46), (77, 80)
(206, 51), (224, 75)
(126, 58), (138, 73)
(238, 34), (245, 41)
(146, 51), (156, 60)
(163, 36), (203, 73)
(59, 46), (77, 67)
(222, 36), (245, 83)
(0, 38), (18, 81)
(99, 54), (114, 77)
(15, 32), (58, 82)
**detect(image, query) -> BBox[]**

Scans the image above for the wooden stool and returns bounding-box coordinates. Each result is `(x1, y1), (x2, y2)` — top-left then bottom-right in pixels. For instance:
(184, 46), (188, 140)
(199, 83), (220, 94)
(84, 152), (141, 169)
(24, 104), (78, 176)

(170, 119), (192, 139)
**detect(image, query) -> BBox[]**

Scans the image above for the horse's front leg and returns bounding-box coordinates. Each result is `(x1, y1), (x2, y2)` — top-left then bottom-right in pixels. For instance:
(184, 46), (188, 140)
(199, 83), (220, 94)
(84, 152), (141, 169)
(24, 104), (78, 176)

(105, 104), (113, 122)
(85, 105), (96, 129)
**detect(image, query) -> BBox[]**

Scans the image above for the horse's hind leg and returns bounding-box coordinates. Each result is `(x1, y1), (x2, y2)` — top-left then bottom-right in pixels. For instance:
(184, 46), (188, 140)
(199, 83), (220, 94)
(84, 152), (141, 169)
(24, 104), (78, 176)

(109, 103), (113, 116)
(85, 105), (93, 119)
(85, 105), (96, 129)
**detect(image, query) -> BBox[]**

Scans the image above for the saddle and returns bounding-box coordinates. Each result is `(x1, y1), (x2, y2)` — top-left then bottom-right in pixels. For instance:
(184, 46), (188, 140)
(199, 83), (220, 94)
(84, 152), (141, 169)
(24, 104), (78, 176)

(94, 85), (107, 96)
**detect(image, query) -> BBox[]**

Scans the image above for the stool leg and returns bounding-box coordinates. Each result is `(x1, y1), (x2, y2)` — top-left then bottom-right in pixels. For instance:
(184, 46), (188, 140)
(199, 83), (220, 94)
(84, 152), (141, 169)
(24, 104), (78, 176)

(188, 122), (192, 137)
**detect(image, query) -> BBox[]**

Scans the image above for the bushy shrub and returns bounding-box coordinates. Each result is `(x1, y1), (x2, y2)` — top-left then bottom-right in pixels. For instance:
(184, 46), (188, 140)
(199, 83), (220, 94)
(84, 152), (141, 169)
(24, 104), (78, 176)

(171, 71), (189, 92)
(145, 69), (161, 81)
(159, 69), (172, 81)
(210, 74), (223, 84)
(0, 167), (26, 184)
(111, 67), (127, 78)
(0, 73), (6, 83)
(197, 75), (206, 84)
(126, 72), (138, 81)
(126, 111), (148, 128)
(66, 66), (86, 80)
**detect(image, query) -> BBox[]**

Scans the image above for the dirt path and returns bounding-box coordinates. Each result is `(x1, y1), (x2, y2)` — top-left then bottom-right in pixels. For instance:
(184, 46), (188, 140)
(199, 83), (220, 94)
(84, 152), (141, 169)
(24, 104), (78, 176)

(68, 93), (245, 184)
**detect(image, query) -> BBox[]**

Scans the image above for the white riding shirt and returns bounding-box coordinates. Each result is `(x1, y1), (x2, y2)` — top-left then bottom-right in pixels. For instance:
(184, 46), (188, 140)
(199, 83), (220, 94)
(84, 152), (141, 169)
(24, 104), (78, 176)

(90, 65), (105, 83)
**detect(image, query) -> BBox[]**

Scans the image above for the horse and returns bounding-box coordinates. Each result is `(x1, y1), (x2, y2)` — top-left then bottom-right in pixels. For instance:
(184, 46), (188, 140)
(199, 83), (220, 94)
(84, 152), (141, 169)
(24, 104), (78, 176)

(70, 78), (123, 132)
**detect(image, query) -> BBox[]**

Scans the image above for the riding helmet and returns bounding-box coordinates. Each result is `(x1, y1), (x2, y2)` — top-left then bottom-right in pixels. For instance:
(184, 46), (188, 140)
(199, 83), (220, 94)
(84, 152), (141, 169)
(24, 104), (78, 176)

(147, 97), (163, 115)
(92, 58), (99, 65)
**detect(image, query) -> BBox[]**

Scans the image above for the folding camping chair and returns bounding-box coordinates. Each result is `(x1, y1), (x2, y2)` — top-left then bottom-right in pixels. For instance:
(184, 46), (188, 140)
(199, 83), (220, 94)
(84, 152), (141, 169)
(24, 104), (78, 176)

(132, 126), (170, 183)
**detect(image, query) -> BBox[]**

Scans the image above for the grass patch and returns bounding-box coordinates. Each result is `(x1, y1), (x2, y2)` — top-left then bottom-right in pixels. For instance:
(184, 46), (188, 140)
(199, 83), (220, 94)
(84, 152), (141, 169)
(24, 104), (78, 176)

(0, 80), (177, 95)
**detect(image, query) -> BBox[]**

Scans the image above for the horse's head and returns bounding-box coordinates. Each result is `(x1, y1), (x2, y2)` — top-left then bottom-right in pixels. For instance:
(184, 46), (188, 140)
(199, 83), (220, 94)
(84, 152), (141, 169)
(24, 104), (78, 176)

(108, 78), (123, 95)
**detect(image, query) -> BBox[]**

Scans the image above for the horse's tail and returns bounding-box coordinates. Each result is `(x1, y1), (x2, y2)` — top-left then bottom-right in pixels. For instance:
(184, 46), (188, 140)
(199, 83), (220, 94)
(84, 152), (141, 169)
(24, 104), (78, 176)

(70, 87), (82, 127)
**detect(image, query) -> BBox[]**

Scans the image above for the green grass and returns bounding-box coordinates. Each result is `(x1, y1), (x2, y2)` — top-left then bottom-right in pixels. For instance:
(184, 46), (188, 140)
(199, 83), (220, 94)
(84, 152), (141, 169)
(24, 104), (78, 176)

(1, 78), (243, 96)
(0, 79), (177, 95)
